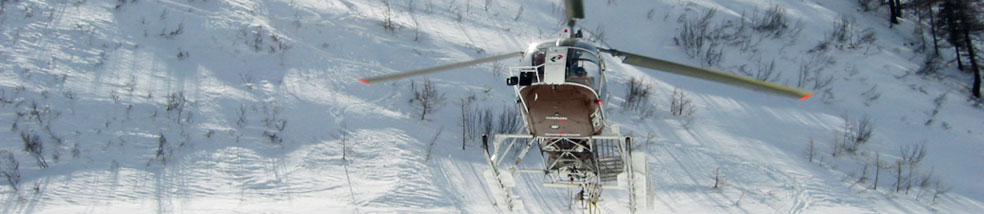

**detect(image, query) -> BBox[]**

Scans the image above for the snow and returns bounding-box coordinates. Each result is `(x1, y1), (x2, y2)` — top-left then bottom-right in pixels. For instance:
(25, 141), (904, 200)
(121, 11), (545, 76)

(1, 0), (983, 213)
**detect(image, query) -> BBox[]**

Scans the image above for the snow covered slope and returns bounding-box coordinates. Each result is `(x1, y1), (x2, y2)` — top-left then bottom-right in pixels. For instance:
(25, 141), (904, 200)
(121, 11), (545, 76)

(0, 0), (982, 213)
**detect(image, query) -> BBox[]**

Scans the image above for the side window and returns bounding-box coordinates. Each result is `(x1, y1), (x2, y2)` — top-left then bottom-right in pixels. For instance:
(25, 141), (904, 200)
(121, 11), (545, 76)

(532, 51), (546, 66)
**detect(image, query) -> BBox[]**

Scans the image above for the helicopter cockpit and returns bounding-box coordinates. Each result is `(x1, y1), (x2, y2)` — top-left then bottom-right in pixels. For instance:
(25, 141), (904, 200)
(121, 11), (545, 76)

(520, 39), (605, 91)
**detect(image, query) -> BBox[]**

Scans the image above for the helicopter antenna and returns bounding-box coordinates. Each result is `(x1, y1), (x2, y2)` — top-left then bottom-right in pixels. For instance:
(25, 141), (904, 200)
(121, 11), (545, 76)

(564, 0), (585, 37)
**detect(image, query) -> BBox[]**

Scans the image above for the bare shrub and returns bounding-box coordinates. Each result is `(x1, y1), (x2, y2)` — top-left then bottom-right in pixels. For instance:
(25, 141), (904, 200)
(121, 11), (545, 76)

(21, 132), (46, 168)
(894, 143), (927, 194)
(796, 53), (835, 90)
(670, 88), (695, 117)
(382, 0), (396, 31)
(409, 79), (446, 120)
(805, 138), (816, 162)
(857, 0), (878, 11)
(751, 5), (800, 38)
(160, 22), (184, 39)
(514, 5), (523, 21)
(425, 127), (443, 161)
(736, 60), (781, 82)
(811, 18), (877, 53)
(622, 77), (653, 112)
(477, 107), (494, 138)
(240, 26), (292, 53)
(712, 167), (725, 189)
(166, 91), (189, 123)
(674, 9), (725, 67)
(932, 179), (950, 201)
(457, 96), (475, 149)
(412, 15), (423, 42)
(156, 133), (168, 164)
(0, 150), (21, 191)
(861, 85), (881, 106)
(261, 105), (287, 144)
(925, 92), (947, 126)
(237, 103), (247, 127)
(839, 115), (874, 154)
(496, 107), (521, 134)
(873, 152), (886, 190)
(916, 54), (943, 76)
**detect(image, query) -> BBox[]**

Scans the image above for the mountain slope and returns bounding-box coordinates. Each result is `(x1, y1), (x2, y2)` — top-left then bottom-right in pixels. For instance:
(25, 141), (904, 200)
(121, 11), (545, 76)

(1, 0), (983, 213)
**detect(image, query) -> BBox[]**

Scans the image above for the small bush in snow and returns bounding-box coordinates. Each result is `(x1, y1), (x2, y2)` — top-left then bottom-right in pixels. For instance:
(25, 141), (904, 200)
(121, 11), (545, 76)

(839, 115), (873, 154)
(382, 0), (396, 31)
(21, 132), (47, 168)
(409, 79), (446, 120)
(622, 77), (654, 115)
(496, 107), (521, 134)
(674, 9), (725, 67)
(670, 88), (695, 117)
(736, 60), (781, 83)
(751, 5), (798, 38)
(0, 150), (21, 191)
(711, 167), (725, 189)
(857, 0), (878, 12)
(796, 53), (835, 90)
(811, 18), (876, 53)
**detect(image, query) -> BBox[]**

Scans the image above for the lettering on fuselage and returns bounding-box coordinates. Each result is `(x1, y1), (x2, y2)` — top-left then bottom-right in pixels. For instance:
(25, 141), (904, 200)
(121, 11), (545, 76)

(546, 116), (568, 120)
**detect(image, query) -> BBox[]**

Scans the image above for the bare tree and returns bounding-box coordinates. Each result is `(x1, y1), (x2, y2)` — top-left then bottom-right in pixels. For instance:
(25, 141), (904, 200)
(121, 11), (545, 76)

(712, 167), (725, 189)
(409, 79), (446, 120)
(622, 77), (653, 112)
(895, 158), (904, 193)
(478, 108), (494, 138)
(873, 152), (887, 190)
(806, 138), (816, 163)
(831, 131), (841, 158)
(737, 60), (781, 83)
(917, 168), (935, 200)
(0, 150), (20, 191)
(674, 9), (725, 67)
(337, 125), (350, 160)
(670, 88), (695, 116)
(166, 91), (188, 123)
(156, 133), (168, 164)
(752, 5), (791, 37)
(425, 127), (443, 161)
(382, 0), (396, 32)
(514, 5), (523, 21)
(21, 132), (46, 168)
(900, 143), (927, 194)
(932, 178), (950, 202)
(840, 115), (874, 154)
(855, 164), (870, 188)
(496, 107), (521, 134)
(457, 95), (476, 149)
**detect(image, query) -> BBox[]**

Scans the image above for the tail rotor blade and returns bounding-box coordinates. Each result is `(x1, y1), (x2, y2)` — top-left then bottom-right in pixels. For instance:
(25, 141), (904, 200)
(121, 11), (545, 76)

(612, 50), (812, 100)
(360, 52), (523, 84)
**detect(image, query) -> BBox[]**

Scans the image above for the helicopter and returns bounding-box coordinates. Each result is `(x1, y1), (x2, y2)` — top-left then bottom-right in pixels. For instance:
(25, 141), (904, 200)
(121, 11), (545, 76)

(360, 0), (811, 212)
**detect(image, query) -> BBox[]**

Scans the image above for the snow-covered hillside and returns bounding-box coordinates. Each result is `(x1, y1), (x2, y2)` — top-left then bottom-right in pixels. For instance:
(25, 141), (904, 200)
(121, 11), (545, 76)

(1, 0), (982, 213)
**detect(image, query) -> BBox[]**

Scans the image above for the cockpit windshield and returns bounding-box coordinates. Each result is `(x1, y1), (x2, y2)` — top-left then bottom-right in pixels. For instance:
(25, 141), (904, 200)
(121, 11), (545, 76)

(565, 49), (600, 87)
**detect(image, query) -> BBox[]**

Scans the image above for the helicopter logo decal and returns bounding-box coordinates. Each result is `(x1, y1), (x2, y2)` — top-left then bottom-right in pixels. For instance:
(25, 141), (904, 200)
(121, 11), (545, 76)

(550, 55), (564, 62)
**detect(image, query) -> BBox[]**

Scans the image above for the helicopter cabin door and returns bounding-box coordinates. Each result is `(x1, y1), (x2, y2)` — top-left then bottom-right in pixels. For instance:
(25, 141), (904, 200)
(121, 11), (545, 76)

(542, 47), (567, 84)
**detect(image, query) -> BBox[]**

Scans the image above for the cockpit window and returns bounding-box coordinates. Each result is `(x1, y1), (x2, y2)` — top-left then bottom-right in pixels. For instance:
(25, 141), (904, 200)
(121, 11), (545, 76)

(565, 49), (600, 87)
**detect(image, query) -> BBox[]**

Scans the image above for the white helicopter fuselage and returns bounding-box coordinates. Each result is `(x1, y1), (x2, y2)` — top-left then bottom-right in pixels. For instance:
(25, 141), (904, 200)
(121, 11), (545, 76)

(513, 39), (610, 137)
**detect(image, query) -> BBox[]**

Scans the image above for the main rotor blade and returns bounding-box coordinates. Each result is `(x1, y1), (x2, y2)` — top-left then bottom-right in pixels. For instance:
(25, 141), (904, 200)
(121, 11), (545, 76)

(360, 52), (523, 84)
(614, 50), (813, 100)
(564, 0), (585, 20)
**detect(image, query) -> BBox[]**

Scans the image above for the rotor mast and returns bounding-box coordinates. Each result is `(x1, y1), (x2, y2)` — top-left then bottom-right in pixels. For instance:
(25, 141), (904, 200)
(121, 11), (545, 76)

(564, 0), (585, 37)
